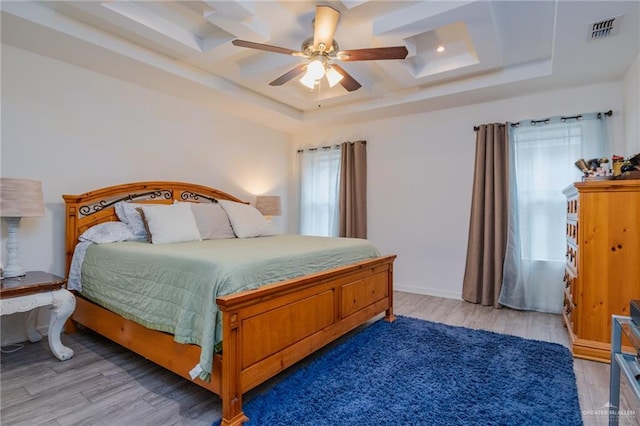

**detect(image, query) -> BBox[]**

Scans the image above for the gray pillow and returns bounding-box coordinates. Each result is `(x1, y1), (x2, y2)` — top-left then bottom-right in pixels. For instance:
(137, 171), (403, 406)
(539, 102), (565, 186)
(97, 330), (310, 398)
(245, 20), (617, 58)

(187, 202), (236, 239)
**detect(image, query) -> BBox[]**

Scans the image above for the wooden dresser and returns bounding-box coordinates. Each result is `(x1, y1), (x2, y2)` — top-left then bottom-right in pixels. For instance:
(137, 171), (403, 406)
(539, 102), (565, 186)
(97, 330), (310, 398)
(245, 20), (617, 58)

(562, 180), (640, 362)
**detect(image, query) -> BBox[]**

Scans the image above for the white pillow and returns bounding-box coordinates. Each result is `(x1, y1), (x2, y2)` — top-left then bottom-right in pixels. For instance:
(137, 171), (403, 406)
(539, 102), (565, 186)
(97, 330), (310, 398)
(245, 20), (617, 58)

(187, 202), (236, 239)
(139, 203), (202, 244)
(114, 201), (148, 240)
(218, 200), (276, 238)
(79, 222), (135, 243)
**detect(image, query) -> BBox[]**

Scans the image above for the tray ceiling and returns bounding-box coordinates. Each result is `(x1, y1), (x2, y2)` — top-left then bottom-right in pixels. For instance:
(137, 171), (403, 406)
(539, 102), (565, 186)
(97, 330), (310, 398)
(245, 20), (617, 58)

(1, 1), (638, 132)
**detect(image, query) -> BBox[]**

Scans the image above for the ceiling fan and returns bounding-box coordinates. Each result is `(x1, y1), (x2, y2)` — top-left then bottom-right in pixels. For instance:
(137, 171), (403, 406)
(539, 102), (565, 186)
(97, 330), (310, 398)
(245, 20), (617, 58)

(232, 5), (408, 92)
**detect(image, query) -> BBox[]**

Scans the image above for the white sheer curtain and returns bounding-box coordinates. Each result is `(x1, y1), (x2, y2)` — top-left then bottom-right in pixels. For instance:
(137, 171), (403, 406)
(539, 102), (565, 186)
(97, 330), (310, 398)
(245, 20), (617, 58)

(299, 146), (341, 237)
(499, 114), (610, 313)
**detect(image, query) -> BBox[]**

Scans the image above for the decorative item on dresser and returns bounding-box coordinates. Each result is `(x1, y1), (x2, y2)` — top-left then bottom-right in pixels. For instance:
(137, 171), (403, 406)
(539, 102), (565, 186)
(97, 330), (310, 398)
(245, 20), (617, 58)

(562, 180), (640, 362)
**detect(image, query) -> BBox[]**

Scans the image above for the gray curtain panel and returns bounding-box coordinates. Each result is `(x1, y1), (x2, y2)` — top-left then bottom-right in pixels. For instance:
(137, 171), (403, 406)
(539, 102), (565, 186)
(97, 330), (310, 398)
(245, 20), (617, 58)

(339, 140), (367, 239)
(462, 124), (509, 308)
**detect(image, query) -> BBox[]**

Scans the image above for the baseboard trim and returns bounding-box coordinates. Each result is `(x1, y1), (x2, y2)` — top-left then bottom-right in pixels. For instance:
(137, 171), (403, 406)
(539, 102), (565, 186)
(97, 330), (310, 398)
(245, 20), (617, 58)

(1, 308), (50, 346)
(1, 325), (48, 346)
(394, 283), (461, 300)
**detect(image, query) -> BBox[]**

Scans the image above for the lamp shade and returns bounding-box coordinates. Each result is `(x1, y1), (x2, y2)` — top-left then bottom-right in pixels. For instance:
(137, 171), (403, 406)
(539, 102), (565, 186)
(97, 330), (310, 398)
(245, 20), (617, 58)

(0, 178), (45, 217)
(255, 196), (282, 216)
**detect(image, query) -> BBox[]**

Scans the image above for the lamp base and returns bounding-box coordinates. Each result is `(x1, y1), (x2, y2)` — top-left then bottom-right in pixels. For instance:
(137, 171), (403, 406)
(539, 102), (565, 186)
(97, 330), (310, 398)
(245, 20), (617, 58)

(3, 216), (26, 278)
(3, 265), (26, 279)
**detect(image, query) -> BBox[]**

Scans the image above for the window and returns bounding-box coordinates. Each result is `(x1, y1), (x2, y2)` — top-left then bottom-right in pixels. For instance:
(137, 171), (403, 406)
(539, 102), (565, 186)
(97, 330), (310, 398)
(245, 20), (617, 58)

(512, 122), (585, 261)
(299, 147), (341, 237)
(500, 115), (609, 313)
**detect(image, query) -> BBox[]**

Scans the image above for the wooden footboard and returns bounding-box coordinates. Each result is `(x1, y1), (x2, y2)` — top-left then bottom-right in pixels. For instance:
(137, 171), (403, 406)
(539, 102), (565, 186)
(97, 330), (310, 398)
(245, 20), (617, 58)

(69, 255), (395, 425)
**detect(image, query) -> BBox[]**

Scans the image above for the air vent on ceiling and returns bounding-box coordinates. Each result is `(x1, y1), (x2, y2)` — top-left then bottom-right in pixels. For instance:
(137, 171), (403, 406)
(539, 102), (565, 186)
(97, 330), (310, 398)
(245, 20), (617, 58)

(588, 15), (622, 40)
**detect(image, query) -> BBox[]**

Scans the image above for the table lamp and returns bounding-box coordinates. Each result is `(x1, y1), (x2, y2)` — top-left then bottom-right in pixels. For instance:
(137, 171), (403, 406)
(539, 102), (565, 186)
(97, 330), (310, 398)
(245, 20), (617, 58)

(0, 178), (45, 278)
(255, 195), (282, 221)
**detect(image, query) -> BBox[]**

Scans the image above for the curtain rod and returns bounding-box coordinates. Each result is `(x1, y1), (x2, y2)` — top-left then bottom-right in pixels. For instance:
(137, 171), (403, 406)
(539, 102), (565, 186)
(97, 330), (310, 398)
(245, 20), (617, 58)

(297, 144), (341, 153)
(472, 124), (505, 132)
(473, 109), (612, 131)
(296, 141), (365, 153)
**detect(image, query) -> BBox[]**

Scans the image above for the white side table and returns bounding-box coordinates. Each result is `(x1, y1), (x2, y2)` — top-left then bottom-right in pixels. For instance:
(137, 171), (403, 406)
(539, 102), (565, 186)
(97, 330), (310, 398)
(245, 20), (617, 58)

(1, 271), (76, 360)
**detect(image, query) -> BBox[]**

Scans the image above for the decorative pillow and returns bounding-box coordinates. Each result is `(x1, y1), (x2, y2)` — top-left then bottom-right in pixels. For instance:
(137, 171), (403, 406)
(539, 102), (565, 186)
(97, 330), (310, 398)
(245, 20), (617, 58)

(79, 221), (135, 244)
(187, 202), (236, 240)
(218, 200), (276, 238)
(139, 203), (202, 244)
(114, 201), (148, 240)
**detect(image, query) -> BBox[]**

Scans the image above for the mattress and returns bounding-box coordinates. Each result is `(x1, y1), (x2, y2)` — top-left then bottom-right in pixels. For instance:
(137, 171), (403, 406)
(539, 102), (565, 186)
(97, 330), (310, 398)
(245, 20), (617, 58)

(77, 234), (381, 379)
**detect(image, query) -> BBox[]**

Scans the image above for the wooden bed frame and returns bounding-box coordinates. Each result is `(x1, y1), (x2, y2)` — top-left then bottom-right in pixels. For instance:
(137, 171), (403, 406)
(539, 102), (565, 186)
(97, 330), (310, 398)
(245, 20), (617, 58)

(63, 181), (396, 425)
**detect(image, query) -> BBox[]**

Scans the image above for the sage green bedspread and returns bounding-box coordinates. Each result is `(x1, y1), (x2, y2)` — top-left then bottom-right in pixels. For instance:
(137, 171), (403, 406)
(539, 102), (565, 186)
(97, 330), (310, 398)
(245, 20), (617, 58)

(80, 234), (381, 380)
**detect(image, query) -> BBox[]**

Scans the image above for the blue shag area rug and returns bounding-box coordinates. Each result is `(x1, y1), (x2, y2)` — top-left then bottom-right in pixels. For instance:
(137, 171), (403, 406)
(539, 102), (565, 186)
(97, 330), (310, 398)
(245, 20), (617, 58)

(215, 316), (582, 425)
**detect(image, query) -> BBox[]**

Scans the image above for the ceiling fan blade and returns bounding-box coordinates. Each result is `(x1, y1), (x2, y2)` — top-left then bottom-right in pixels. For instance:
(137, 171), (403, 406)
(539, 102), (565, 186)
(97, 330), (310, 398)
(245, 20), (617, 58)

(331, 64), (361, 92)
(313, 5), (340, 52)
(269, 64), (308, 86)
(232, 39), (301, 56)
(337, 46), (409, 61)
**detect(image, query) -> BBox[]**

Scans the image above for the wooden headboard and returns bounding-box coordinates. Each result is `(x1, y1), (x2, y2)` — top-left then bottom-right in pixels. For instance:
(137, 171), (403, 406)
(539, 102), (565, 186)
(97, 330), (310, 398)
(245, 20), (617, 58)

(62, 181), (245, 276)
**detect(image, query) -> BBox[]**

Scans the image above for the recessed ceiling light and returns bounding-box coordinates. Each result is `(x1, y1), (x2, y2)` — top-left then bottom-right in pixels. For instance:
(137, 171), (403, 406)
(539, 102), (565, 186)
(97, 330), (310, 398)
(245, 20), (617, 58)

(436, 45), (445, 53)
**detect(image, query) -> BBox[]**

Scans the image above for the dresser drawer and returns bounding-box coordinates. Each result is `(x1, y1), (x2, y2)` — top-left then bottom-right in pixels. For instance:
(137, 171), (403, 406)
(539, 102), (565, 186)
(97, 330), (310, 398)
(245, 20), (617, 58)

(565, 244), (578, 271)
(566, 197), (578, 216)
(563, 268), (577, 305)
(566, 220), (578, 244)
(563, 290), (575, 331)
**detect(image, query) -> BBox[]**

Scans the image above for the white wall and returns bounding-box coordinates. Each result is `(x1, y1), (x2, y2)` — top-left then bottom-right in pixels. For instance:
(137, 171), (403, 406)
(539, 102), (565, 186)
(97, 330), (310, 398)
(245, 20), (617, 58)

(294, 81), (625, 299)
(1, 45), (293, 344)
(2, 43), (633, 345)
(623, 53), (640, 154)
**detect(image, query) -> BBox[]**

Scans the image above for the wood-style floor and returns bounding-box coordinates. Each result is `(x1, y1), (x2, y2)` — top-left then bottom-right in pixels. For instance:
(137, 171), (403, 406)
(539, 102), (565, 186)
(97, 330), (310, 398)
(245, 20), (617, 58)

(1, 292), (638, 425)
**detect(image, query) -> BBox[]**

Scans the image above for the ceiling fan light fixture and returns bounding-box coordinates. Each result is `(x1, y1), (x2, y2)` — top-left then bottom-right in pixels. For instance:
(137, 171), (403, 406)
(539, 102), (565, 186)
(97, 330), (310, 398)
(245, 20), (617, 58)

(326, 66), (343, 87)
(306, 59), (326, 80)
(300, 72), (317, 89)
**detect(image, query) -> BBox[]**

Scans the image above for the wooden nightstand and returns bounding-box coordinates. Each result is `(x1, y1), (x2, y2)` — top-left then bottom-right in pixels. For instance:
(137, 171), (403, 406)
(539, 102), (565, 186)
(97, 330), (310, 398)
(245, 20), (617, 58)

(0, 271), (76, 360)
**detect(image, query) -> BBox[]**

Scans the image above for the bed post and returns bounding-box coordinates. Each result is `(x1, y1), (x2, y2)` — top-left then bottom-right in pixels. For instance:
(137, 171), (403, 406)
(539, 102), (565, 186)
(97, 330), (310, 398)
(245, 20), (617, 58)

(220, 310), (248, 426)
(64, 202), (78, 277)
(384, 262), (396, 323)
